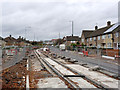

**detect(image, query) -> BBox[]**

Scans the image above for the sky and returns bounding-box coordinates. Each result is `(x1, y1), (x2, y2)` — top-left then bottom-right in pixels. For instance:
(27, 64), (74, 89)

(1, 0), (120, 41)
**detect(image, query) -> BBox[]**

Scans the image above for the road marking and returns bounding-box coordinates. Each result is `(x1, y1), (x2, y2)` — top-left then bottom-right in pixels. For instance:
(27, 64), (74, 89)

(26, 59), (29, 90)
(26, 75), (29, 90)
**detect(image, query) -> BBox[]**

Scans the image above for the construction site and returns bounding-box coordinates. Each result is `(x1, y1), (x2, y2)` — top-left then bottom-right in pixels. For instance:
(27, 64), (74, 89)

(0, 46), (119, 89)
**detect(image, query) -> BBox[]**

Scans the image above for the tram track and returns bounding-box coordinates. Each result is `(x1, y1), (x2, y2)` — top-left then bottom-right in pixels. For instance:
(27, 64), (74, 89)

(35, 49), (118, 89)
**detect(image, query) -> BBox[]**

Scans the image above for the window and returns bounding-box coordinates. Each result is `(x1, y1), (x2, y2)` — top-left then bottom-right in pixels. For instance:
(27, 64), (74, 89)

(82, 39), (84, 42)
(90, 38), (92, 41)
(108, 34), (111, 38)
(93, 37), (96, 41)
(98, 36), (100, 40)
(71, 41), (75, 43)
(87, 38), (89, 42)
(107, 43), (112, 47)
(97, 44), (101, 48)
(102, 35), (106, 39)
(115, 32), (118, 37)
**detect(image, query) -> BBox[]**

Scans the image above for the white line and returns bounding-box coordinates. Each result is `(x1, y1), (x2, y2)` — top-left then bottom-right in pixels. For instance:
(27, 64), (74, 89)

(27, 60), (29, 70)
(26, 59), (29, 90)
(26, 75), (29, 90)
(102, 55), (115, 60)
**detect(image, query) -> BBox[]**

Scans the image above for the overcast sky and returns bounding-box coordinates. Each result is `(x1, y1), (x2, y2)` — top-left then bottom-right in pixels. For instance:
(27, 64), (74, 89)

(1, 0), (119, 41)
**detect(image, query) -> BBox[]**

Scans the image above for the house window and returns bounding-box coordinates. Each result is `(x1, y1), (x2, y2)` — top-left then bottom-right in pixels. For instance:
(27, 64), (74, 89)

(98, 36), (100, 40)
(82, 39), (84, 42)
(107, 43), (112, 47)
(71, 41), (76, 43)
(97, 44), (101, 48)
(115, 32), (118, 37)
(93, 37), (96, 41)
(108, 34), (111, 38)
(90, 38), (92, 41)
(102, 35), (106, 39)
(87, 38), (89, 42)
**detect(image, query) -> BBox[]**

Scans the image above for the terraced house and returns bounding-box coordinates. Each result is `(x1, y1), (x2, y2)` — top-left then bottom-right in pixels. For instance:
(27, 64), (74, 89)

(87, 21), (113, 48)
(63, 36), (81, 46)
(81, 30), (94, 46)
(82, 21), (120, 49)
(103, 22), (120, 49)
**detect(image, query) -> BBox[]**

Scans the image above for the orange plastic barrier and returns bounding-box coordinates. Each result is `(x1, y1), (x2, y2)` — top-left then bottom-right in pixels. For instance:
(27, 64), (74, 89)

(83, 51), (88, 56)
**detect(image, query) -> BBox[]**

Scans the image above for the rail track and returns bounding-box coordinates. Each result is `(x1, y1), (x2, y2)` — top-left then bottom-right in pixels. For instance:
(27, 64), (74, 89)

(35, 49), (118, 89)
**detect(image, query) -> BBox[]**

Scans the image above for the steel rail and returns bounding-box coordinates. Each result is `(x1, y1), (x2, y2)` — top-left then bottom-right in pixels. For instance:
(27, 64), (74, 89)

(35, 50), (80, 89)
(43, 52), (110, 89)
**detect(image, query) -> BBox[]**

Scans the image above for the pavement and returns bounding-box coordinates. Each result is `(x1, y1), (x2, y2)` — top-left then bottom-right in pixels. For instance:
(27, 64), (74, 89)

(49, 46), (120, 75)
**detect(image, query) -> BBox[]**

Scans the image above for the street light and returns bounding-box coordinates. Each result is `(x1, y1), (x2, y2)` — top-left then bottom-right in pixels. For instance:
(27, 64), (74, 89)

(69, 21), (74, 36)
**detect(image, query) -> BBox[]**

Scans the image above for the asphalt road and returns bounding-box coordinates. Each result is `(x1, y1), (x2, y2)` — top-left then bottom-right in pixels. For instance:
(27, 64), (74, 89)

(50, 46), (120, 76)
(2, 47), (26, 71)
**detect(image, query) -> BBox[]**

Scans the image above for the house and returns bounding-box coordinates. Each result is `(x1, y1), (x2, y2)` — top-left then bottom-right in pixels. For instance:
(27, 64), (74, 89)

(63, 36), (81, 46)
(81, 30), (94, 46)
(51, 39), (57, 45)
(103, 22), (120, 49)
(113, 25), (120, 49)
(4, 35), (17, 46)
(0, 37), (6, 47)
(86, 21), (113, 48)
(16, 36), (27, 47)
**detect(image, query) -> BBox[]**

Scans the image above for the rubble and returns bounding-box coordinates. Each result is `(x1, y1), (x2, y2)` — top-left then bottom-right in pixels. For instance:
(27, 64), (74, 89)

(2, 59), (27, 88)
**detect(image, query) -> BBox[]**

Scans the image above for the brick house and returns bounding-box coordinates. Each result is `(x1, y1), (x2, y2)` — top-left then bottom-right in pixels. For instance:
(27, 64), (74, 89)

(86, 21), (113, 48)
(81, 30), (94, 46)
(103, 22), (120, 49)
(0, 37), (6, 47)
(4, 35), (17, 46)
(16, 36), (27, 47)
(63, 36), (81, 46)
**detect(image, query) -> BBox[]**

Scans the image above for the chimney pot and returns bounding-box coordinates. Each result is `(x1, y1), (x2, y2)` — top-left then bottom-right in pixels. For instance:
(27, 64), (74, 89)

(19, 36), (21, 38)
(107, 21), (111, 26)
(95, 26), (98, 30)
(10, 35), (11, 37)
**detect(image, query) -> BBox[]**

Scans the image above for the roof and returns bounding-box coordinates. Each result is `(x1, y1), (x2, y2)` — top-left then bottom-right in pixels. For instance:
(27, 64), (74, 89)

(112, 25), (120, 33)
(104, 23), (120, 34)
(87, 24), (113, 38)
(65, 36), (80, 41)
(82, 30), (94, 38)
(4, 36), (16, 42)
(17, 37), (26, 42)
(0, 36), (3, 40)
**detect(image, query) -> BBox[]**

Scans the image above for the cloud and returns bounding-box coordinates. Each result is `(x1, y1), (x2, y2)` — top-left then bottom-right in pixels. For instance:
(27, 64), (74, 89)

(1, 0), (119, 40)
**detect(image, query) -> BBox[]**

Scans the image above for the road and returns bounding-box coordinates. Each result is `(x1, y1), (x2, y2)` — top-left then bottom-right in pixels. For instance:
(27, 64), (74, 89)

(2, 47), (26, 71)
(50, 46), (120, 76)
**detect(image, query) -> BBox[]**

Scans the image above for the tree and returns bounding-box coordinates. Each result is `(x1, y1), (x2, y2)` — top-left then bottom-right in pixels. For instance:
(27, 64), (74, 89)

(76, 41), (80, 45)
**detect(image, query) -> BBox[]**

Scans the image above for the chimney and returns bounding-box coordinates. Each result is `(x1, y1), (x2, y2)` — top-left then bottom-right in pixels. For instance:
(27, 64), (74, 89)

(19, 36), (21, 39)
(10, 35), (12, 37)
(107, 21), (111, 26)
(22, 37), (23, 40)
(95, 26), (98, 30)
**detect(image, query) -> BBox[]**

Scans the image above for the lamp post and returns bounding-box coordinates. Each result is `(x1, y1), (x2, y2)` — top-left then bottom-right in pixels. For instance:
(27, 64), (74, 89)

(69, 21), (74, 36)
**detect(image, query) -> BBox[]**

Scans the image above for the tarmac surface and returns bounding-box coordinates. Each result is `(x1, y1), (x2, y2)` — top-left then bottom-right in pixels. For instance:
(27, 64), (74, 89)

(49, 46), (120, 75)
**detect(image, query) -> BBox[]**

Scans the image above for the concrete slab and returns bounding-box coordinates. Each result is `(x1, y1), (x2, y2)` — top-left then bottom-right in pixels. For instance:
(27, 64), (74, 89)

(66, 64), (118, 88)
(68, 77), (96, 88)
(37, 77), (67, 88)
(44, 58), (74, 75)
(31, 58), (42, 71)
